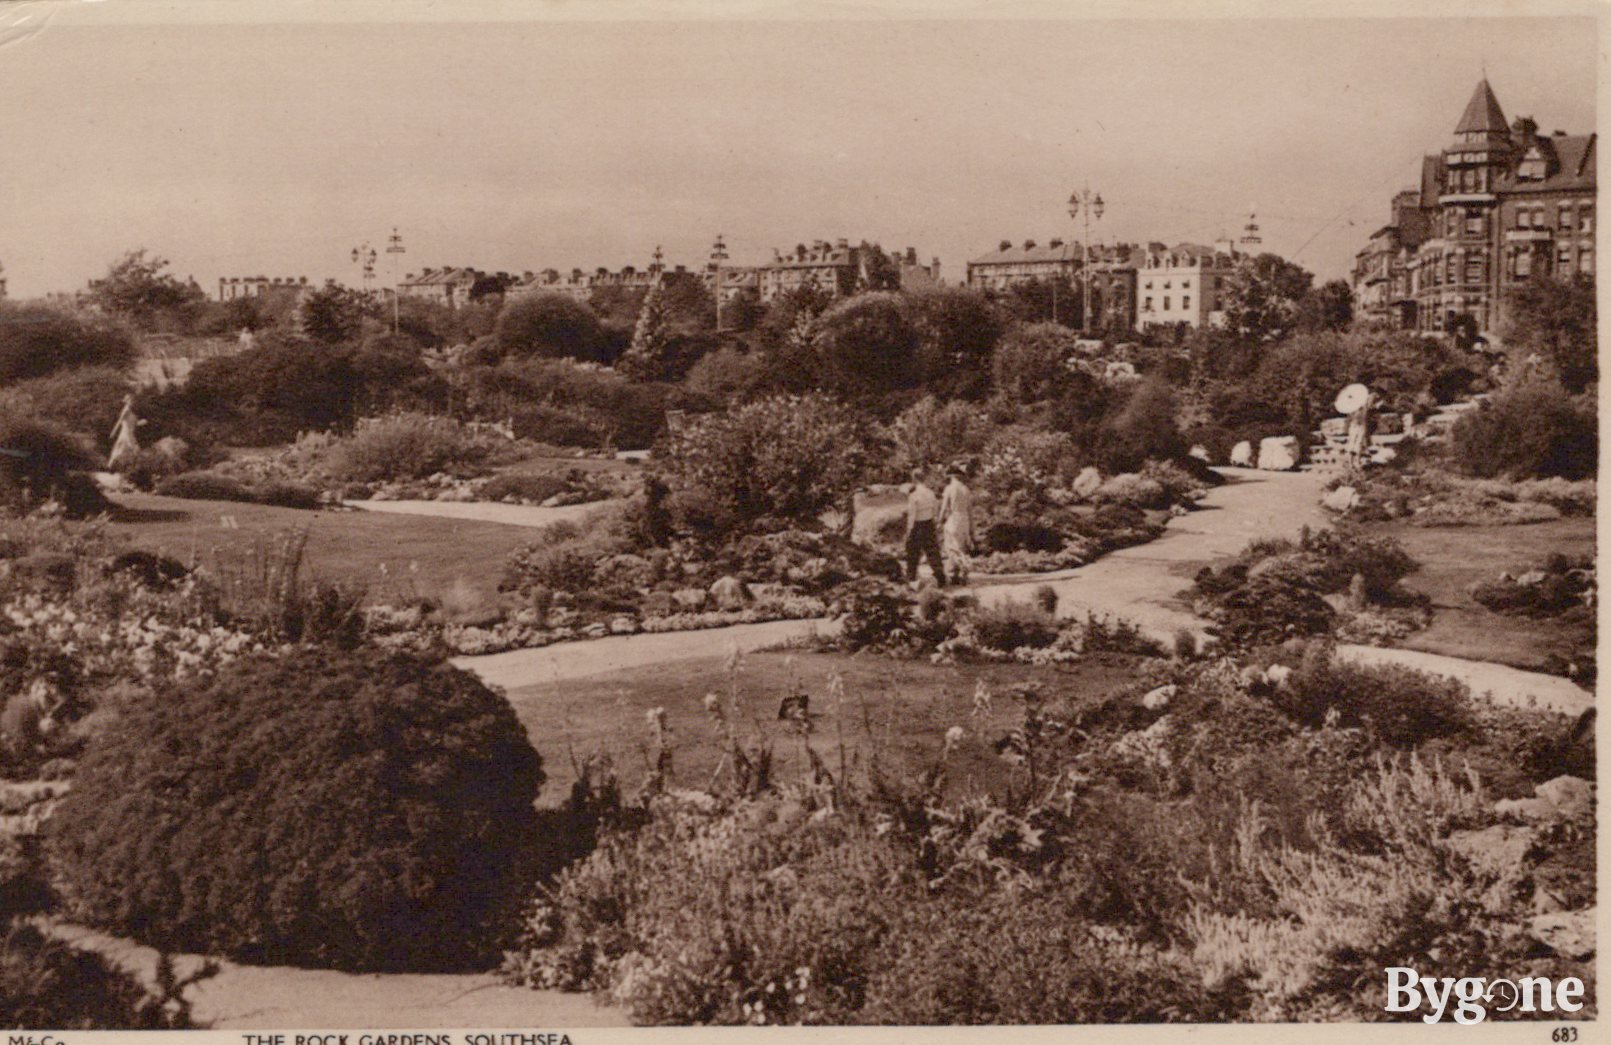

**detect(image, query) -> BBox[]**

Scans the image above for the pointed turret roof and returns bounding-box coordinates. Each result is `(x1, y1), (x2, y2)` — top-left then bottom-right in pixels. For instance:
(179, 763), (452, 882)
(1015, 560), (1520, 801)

(1455, 78), (1508, 136)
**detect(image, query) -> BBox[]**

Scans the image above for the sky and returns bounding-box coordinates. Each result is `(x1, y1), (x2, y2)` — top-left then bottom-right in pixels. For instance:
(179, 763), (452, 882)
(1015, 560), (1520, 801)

(0, 3), (1598, 299)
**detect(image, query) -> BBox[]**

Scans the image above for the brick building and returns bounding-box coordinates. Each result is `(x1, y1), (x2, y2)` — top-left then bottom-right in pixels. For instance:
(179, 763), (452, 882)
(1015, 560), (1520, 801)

(1351, 78), (1595, 337)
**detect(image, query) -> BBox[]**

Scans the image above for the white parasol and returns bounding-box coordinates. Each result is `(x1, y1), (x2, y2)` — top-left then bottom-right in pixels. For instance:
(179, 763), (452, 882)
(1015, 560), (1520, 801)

(1334, 383), (1369, 415)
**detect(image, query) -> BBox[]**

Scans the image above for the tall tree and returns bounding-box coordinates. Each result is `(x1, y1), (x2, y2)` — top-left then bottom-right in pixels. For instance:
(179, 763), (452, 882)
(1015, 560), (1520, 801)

(617, 279), (669, 381)
(1219, 253), (1314, 343)
(86, 249), (204, 329)
(1502, 273), (1596, 394)
(904, 286), (1005, 400)
(812, 292), (920, 404)
(296, 282), (370, 346)
(1295, 279), (1355, 334)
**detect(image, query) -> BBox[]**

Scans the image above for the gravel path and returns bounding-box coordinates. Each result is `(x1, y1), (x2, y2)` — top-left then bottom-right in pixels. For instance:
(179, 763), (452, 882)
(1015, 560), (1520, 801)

(456, 617), (839, 690)
(345, 498), (623, 529)
(45, 921), (627, 1029)
(456, 466), (1590, 714)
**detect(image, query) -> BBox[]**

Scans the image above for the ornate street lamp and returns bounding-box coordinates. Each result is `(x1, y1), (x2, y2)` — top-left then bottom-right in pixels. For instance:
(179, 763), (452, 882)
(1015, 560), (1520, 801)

(1068, 188), (1105, 333)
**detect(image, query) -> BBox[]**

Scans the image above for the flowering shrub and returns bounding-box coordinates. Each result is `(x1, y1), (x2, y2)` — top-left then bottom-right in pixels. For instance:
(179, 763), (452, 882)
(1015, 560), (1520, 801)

(500, 646), (1590, 1024)
(329, 412), (495, 482)
(654, 394), (870, 538)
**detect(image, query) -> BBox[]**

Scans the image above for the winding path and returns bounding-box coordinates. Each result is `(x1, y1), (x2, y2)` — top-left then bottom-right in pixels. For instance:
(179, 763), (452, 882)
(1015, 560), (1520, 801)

(455, 467), (1593, 715)
(69, 467), (1589, 1029)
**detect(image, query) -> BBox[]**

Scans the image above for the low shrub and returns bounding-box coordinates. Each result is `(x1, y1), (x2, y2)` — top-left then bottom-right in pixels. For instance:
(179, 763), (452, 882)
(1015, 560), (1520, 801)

(1470, 555), (1594, 618)
(48, 645), (545, 971)
(1271, 644), (1475, 747)
(972, 598), (1060, 651)
(153, 470), (252, 503)
(983, 520), (1064, 554)
(251, 479), (323, 510)
(480, 473), (569, 504)
(0, 919), (200, 1029)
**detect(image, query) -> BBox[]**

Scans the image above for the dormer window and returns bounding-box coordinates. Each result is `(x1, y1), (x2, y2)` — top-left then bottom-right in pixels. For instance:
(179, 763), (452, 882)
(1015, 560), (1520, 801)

(1518, 148), (1547, 181)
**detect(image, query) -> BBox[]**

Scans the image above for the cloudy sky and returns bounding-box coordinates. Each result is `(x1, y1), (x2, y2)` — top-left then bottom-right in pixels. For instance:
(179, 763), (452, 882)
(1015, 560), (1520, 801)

(0, 2), (1597, 299)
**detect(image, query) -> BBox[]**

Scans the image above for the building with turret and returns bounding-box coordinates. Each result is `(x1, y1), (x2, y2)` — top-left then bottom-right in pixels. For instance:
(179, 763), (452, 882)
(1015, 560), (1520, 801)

(1351, 78), (1595, 336)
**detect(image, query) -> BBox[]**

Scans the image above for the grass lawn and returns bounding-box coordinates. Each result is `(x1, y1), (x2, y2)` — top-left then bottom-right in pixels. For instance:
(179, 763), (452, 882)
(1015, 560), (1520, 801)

(101, 491), (535, 608)
(504, 649), (1145, 807)
(1375, 516), (1596, 672)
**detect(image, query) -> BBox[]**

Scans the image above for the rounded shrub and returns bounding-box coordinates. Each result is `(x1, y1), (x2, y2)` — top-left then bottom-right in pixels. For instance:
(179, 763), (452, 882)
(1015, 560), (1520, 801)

(48, 646), (544, 972)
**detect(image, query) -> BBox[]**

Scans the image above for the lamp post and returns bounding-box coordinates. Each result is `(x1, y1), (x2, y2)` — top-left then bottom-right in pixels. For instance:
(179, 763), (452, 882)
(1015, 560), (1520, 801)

(709, 234), (729, 333)
(385, 227), (406, 334)
(1067, 187), (1105, 333)
(350, 242), (377, 300)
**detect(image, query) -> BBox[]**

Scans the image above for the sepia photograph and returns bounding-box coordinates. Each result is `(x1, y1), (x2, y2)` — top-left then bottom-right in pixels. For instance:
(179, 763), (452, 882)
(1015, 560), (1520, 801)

(0, 0), (1598, 1034)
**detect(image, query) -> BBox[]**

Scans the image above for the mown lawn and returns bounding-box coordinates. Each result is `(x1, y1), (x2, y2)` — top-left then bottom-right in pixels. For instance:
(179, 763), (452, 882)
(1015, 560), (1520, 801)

(504, 649), (1144, 807)
(102, 491), (533, 607)
(1377, 516), (1596, 672)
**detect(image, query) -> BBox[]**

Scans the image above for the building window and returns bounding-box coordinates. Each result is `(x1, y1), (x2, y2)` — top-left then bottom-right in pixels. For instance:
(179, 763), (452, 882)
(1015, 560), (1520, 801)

(1182, 295), (1191, 310)
(1582, 209), (1595, 233)
(1465, 212), (1484, 236)
(1182, 279), (1191, 289)
(1581, 248), (1594, 274)
(1143, 297), (1152, 311)
(1558, 245), (1572, 269)
(1516, 251), (1532, 278)
(1163, 297), (1171, 310)
(1465, 260), (1483, 283)
(1515, 209), (1530, 229)
(1559, 205), (1573, 229)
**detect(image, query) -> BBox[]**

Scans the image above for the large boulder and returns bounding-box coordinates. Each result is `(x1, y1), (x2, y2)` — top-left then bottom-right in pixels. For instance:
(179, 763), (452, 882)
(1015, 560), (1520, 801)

(1229, 441), (1254, 467)
(709, 575), (753, 612)
(1528, 908), (1596, 960)
(1322, 485), (1359, 513)
(1256, 436), (1300, 471)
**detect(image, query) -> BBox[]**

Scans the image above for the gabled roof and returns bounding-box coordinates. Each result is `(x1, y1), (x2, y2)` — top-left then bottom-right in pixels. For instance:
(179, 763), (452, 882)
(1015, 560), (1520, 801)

(1496, 133), (1597, 193)
(1455, 78), (1508, 136)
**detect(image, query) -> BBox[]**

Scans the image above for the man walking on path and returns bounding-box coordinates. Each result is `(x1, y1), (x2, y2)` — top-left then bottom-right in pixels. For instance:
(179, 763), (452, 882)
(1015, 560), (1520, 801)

(904, 468), (946, 586)
(939, 464), (975, 584)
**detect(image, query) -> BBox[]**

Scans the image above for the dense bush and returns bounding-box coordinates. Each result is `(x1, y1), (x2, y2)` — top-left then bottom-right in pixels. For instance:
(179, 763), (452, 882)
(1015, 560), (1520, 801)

(888, 396), (993, 473)
(49, 645), (544, 971)
(1083, 377), (1186, 474)
(655, 394), (869, 537)
(0, 304), (135, 383)
(461, 359), (690, 450)
(328, 413), (492, 483)
(151, 335), (361, 446)
(1450, 378), (1596, 480)
(0, 414), (108, 517)
(0, 367), (131, 453)
(493, 293), (606, 363)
